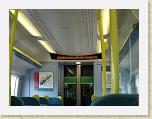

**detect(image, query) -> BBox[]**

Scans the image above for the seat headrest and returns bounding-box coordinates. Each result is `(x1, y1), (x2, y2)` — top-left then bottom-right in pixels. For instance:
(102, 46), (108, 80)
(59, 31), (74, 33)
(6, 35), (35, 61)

(91, 94), (139, 106)
(39, 97), (49, 106)
(11, 96), (24, 106)
(49, 97), (62, 106)
(32, 95), (40, 101)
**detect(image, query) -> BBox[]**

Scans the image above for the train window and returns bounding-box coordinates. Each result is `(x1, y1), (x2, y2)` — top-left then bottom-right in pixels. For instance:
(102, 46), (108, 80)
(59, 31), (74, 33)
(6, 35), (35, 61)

(11, 74), (20, 96)
(135, 74), (139, 93)
(120, 23), (139, 94)
(127, 74), (139, 94)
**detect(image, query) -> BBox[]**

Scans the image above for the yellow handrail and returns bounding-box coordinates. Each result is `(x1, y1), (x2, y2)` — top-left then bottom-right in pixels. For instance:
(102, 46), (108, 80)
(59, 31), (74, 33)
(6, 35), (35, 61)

(9, 10), (18, 105)
(97, 10), (108, 96)
(110, 9), (119, 93)
(13, 47), (42, 66)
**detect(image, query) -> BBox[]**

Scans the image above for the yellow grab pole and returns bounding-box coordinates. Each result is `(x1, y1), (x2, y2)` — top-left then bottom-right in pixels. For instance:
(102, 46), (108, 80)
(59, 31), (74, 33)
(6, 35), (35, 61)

(101, 48), (107, 96)
(109, 9), (119, 93)
(9, 10), (18, 105)
(13, 47), (42, 66)
(97, 10), (107, 96)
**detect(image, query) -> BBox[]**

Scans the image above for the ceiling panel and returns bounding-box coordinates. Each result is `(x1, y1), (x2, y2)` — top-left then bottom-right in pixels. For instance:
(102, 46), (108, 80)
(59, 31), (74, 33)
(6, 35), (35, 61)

(117, 9), (139, 50)
(26, 9), (98, 55)
(9, 17), (50, 62)
(10, 9), (139, 63)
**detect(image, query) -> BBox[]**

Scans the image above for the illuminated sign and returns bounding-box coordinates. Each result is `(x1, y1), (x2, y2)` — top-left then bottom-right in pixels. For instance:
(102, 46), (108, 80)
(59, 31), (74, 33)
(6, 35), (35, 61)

(50, 53), (102, 60)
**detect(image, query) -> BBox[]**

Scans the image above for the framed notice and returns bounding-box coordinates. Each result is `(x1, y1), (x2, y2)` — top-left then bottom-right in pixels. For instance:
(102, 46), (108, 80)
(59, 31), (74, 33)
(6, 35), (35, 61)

(39, 72), (53, 89)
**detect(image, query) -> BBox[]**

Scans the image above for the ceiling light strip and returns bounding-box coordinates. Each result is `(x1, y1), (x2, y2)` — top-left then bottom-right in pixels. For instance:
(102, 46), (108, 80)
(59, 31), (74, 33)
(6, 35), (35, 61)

(38, 40), (56, 53)
(10, 10), (56, 54)
(10, 10), (42, 37)
(26, 10), (59, 53)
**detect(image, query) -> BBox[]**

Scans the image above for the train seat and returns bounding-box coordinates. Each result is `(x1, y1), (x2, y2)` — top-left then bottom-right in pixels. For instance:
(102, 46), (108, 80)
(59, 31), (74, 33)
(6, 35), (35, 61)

(19, 97), (40, 106)
(11, 96), (24, 106)
(43, 95), (49, 101)
(91, 94), (98, 102)
(39, 97), (49, 106)
(48, 98), (62, 106)
(91, 94), (139, 106)
(32, 95), (40, 101)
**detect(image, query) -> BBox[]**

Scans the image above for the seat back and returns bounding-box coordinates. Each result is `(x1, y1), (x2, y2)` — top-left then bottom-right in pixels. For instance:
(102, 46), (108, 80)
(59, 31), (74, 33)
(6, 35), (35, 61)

(48, 98), (62, 106)
(39, 97), (49, 106)
(19, 97), (40, 106)
(11, 96), (24, 106)
(91, 94), (139, 106)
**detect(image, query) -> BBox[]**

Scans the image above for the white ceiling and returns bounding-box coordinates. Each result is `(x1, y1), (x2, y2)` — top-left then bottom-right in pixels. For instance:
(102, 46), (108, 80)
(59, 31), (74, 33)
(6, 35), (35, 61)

(25, 9), (98, 55)
(10, 9), (139, 63)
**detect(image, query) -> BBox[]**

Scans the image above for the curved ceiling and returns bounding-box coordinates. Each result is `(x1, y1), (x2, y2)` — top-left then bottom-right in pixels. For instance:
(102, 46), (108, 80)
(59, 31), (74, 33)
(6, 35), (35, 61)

(25, 9), (98, 55)
(10, 9), (139, 63)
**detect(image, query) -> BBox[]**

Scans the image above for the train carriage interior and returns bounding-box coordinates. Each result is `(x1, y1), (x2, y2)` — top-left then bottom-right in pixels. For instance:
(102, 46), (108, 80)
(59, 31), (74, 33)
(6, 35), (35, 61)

(9, 9), (139, 106)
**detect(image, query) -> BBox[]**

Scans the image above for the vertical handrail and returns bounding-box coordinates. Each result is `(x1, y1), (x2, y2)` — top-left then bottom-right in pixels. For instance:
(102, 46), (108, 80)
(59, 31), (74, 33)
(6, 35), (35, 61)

(9, 10), (18, 105)
(76, 64), (81, 105)
(110, 9), (119, 93)
(97, 10), (107, 96)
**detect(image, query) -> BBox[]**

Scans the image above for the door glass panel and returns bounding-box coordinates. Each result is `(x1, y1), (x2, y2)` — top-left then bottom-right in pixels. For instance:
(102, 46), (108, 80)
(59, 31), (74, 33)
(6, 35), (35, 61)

(64, 64), (94, 106)
(64, 65), (76, 76)
(81, 65), (93, 76)
(11, 74), (20, 96)
(64, 65), (77, 106)
(81, 84), (93, 106)
(80, 65), (94, 106)
(64, 84), (76, 106)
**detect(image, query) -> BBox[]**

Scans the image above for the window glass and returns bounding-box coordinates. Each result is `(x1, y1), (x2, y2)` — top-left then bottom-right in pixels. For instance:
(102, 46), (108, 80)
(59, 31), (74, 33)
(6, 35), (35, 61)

(135, 73), (139, 93)
(11, 75), (20, 96)
(119, 23), (139, 94)
(81, 65), (93, 76)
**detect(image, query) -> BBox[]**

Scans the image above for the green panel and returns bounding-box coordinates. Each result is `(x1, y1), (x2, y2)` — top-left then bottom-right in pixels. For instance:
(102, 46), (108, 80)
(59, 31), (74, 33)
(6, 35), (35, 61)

(64, 76), (93, 84)
(64, 77), (77, 84)
(80, 76), (93, 84)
